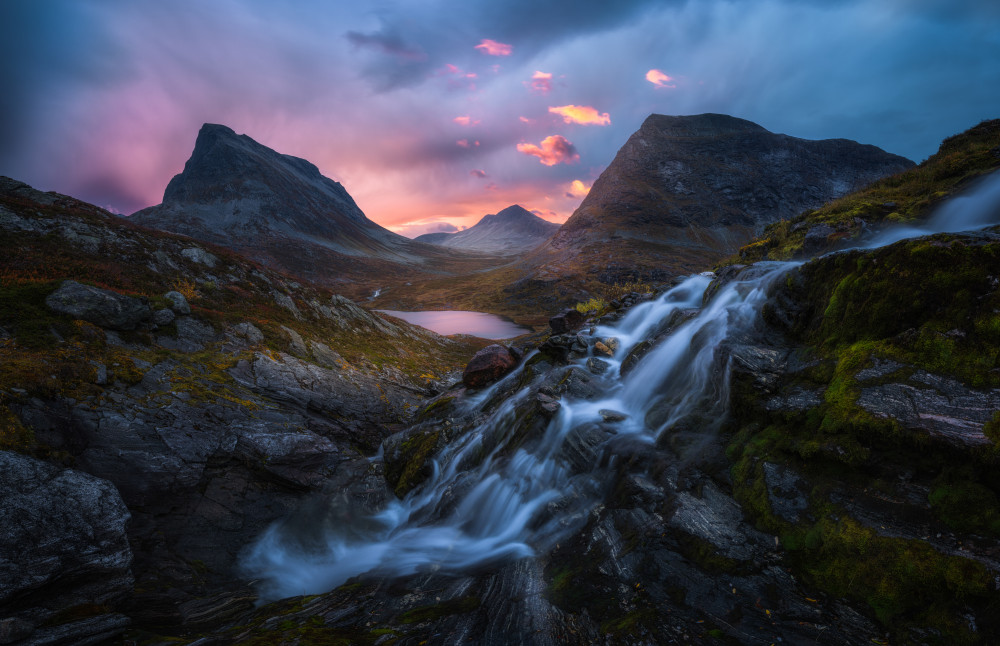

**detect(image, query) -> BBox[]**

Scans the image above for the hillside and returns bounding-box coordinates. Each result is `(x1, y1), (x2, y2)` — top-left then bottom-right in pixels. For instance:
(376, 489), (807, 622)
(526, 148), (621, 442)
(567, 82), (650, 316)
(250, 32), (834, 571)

(0, 176), (487, 642)
(415, 205), (559, 254)
(130, 124), (508, 298)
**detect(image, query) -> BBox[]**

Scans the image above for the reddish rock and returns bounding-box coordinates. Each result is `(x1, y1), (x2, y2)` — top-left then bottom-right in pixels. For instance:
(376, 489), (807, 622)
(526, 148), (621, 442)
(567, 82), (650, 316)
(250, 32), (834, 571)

(462, 344), (519, 388)
(549, 309), (584, 334)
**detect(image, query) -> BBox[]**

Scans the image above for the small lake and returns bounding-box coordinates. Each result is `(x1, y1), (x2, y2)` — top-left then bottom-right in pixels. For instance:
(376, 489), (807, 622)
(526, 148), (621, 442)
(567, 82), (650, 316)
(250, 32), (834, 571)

(376, 310), (532, 339)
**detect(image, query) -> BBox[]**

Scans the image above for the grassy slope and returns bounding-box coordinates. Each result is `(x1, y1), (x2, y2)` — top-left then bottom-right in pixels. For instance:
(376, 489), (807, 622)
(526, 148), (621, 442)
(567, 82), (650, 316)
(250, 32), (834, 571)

(724, 120), (1000, 643)
(0, 181), (486, 454)
(727, 119), (1000, 264)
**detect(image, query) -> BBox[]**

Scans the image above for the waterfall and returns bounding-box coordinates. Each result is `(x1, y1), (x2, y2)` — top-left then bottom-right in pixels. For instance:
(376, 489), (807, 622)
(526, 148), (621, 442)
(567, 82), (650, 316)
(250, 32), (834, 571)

(243, 168), (1000, 602)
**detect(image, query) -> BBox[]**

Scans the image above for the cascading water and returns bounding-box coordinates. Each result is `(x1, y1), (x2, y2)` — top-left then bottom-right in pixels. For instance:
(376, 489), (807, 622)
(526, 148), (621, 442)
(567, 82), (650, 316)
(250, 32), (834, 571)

(244, 169), (1000, 602)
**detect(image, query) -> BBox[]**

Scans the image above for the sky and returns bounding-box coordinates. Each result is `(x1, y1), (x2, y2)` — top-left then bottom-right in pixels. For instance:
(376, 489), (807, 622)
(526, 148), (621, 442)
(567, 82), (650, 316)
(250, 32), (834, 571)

(1, 1), (998, 237)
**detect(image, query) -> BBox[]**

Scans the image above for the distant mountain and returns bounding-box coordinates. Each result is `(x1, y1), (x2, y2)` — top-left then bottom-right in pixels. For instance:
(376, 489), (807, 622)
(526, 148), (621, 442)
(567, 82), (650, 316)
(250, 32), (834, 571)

(130, 124), (500, 292)
(414, 232), (453, 245)
(527, 113), (915, 292)
(414, 205), (559, 253)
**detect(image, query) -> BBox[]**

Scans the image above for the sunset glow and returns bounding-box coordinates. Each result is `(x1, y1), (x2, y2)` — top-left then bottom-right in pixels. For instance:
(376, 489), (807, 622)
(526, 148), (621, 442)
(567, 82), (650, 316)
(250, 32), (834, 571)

(1, 1), (993, 239)
(548, 105), (611, 126)
(516, 135), (580, 166)
(474, 39), (513, 56)
(566, 179), (591, 199)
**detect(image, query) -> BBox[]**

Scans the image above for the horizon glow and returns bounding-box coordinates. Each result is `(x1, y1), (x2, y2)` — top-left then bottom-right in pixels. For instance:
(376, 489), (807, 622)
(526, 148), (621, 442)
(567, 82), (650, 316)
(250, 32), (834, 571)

(1, 0), (998, 236)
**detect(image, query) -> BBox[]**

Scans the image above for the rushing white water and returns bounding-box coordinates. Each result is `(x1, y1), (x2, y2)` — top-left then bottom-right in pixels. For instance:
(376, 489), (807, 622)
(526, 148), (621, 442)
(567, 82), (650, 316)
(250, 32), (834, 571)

(244, 169), (1000, 601)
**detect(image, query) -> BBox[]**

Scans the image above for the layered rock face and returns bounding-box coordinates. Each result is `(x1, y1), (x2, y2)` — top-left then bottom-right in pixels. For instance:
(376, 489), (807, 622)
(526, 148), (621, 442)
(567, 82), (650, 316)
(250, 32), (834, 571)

(416, 205), (559, 254)
(0, 451), (133, 644)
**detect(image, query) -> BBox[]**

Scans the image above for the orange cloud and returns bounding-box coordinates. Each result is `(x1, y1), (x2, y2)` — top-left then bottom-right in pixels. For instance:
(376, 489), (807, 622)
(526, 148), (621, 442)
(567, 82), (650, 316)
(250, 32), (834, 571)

(548, 105), (611, 126)
(453, 115), (480, 126)
(565, 179), (591, 199)
(646, 69), (676, 88)
(529, 71), (552, 93)
(516, 135), (579, 166)
(474, 39), (512, 56)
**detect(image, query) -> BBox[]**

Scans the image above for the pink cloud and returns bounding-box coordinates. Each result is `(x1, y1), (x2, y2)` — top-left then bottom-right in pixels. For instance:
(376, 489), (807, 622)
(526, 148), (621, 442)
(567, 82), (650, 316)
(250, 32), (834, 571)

(453, 115), (480, 126)
(516, 135), (579, 166)
(456, 139), (480, 148)
(519, 116), (534, 124)
(646, 69), (676, 88)
(470, 169), (487, 178)
(548, 104), (610, 126)
(474, 39), (513, 56)
(565, 179), (591, 199)
(528, 71), (552, 93)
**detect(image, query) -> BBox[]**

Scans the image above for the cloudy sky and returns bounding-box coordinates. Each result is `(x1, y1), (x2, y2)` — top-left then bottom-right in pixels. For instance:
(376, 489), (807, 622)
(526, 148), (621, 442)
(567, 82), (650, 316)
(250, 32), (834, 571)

(2, 0), (998, 236)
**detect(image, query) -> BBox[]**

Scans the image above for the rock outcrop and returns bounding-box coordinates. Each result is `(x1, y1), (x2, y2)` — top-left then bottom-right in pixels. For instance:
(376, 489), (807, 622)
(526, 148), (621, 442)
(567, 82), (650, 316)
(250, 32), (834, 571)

(462, 344), (520, 388)
(0, 451), (133, 644)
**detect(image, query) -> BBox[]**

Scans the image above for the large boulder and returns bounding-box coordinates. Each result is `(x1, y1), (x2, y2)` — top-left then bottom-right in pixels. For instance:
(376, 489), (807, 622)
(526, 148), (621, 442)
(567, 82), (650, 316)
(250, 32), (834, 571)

(462, 344), (519, 388)
(0, 451), (133, 641)
(548, 308), (584, 334)
(45, 280), (151, 330)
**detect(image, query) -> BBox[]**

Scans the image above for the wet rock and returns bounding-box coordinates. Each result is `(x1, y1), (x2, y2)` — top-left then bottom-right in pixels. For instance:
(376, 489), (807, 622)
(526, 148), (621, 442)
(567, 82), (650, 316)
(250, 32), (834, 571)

(548, 308), (584, 334)
(0, 451), (133, 630)
(164, 290), (191, 314)
(593, 341), (613, 357)
(553, 366), (602, 400)
(45, 280), (151, 330)
(764, 387), (823, 412)
(0, 617), (33, 643)
(463, 344), (519, 388)
(152, 307), (176, 326)
(857, 369), (1000, 446)
(280, 324), (309, 357)
(585, 357), (609, 375)
(599, 409), (627, 422)
(801, 223), (837, 251)
(536, 392), (561, 416)
(762, 462), (809, 523)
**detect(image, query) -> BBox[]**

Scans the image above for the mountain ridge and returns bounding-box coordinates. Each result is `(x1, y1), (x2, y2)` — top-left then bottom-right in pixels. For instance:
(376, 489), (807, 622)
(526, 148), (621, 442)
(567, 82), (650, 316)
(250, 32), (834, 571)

(415, 204), (559, 253)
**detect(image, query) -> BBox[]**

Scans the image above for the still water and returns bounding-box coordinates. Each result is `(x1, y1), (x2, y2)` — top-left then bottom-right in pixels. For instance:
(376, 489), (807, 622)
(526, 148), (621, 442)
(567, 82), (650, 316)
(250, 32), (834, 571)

(376, 310), (532, 339)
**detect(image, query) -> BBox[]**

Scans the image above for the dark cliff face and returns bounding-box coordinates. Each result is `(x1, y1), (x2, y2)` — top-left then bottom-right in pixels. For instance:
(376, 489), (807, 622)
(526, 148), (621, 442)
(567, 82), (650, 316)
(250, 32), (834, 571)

(552, 113), (914, 250)
(160, 123), (368, 231)
(133, 124), (383, 244)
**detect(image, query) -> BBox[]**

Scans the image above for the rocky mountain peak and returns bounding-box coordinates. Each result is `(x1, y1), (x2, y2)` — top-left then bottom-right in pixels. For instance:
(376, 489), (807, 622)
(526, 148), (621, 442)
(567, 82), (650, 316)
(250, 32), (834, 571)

(638, 112), (768, 137)
(415, 204), (559, 254)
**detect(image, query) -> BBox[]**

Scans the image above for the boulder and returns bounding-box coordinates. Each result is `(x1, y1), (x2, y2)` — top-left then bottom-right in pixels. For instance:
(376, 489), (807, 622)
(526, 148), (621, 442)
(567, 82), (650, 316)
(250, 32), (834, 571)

(164, 290), (191, 315)
(0, 451), (133, 638)
(462, 344), (519, 388)
(548, 308), (584, 334)
(152, 308), (176, 326)
(45, 280), (151, 330)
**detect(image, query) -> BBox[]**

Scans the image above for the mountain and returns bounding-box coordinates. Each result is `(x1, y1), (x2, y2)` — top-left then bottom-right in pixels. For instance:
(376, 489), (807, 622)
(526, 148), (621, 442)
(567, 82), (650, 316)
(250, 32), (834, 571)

(414, 205), (560, 253)
(130, 124), (502, 295)
(413, 231), (453, 245)
(375, 113), (915, 317)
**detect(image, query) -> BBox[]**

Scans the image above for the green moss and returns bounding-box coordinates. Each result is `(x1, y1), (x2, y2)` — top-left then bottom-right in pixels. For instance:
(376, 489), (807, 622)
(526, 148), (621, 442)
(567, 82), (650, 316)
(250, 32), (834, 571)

(397, 596), (480, 624)
(673, 531), (751, 576)
(388, 430), (441, 498)
(415, 395), (455, 422)
(929, 468), (1000, 535)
